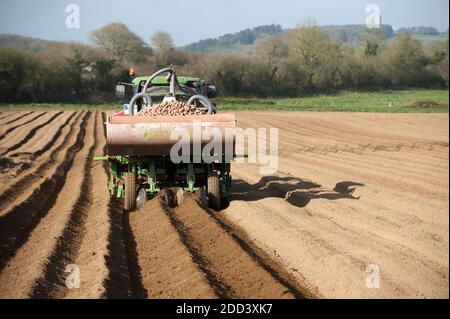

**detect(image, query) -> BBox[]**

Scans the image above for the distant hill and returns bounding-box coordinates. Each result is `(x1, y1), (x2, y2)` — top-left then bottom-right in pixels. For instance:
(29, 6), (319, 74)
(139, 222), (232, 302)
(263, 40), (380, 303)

(3, 24), (445, 56)
(184, 24), (283, 53)
(184, 24), (395, 53)
(395, 26), (448, 45)
(0, 34), (57, 52)
(321, 24), (394, 44)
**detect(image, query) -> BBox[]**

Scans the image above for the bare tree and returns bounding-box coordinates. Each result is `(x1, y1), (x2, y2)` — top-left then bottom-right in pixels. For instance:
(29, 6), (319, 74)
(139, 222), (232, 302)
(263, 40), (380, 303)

(425, 40), (449, 86)
(151, 31), (174, 50)
(91, 23), (151, 64)
(287, 26), (344, 89)
(382, 34), (427, 86)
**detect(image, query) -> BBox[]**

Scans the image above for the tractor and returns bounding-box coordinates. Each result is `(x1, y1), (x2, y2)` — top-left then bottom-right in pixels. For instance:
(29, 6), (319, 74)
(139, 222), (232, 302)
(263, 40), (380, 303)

(95, 67), (236, 211)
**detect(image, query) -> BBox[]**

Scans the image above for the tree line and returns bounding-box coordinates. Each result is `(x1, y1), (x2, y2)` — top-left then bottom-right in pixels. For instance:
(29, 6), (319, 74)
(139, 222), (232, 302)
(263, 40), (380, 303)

(184, 24), (283, 52)
(0, 22), (448, 103)
(397, 26), (444, 35)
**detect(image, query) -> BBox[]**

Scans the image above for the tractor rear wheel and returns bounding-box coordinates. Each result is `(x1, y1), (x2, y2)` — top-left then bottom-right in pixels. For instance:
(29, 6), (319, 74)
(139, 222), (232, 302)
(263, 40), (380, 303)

(124, 172), (137, 211)
(207, 171), (221, 211)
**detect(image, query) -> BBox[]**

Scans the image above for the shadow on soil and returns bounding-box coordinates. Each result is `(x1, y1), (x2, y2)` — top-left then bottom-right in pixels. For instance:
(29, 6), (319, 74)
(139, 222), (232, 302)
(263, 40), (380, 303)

(232, 176), (364, 208)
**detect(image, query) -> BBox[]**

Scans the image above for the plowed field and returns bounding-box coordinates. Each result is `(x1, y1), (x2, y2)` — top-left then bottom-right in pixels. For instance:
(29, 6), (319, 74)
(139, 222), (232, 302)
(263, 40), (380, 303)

(0, 110), (448, 298)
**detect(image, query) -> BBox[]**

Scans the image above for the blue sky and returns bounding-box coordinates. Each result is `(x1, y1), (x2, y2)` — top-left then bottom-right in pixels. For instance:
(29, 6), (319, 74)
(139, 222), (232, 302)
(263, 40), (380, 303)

(0, 0), (448, 46)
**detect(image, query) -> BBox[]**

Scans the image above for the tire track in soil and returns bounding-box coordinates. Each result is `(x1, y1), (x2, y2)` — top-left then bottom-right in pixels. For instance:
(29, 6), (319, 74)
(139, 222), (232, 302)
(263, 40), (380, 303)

(0, 111), (82, 214)
(164, 194), (299, 299)
(30, 113), (99, 298)
(0, 111), (63, 156)
(0, 112), (46, 140)
(102, 198), (144, 298)
(0, 111), (91, 271)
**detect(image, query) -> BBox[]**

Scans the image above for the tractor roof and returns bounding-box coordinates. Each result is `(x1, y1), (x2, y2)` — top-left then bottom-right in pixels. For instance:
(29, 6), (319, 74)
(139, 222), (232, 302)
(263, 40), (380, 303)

(132, 76), (202, 86)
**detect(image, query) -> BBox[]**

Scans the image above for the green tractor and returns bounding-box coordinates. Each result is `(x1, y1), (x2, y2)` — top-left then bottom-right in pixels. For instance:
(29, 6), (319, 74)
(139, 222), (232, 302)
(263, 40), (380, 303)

(95, 67), (236, 211)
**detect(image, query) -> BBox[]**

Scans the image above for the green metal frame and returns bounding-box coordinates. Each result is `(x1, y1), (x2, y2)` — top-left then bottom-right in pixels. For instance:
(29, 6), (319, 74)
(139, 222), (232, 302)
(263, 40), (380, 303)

(94, 155), (232, 199)
(132, 76), (203, 87)
(176, 163), (204, 192)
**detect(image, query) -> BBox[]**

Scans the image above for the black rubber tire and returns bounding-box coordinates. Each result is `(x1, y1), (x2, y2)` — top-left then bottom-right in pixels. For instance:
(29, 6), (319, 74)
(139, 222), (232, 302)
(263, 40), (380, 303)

(221, 196), (230, 209)
(136, 188), (146, 210)
(163, 188), (173, 207)
(124, 172), (137, 211)
(198, 188), (209, 208)
(207, 171), (221, 211)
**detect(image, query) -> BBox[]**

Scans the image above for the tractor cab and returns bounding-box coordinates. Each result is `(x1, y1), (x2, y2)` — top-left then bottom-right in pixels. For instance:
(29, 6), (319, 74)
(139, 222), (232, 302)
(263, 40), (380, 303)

(116, 72), (216, 110)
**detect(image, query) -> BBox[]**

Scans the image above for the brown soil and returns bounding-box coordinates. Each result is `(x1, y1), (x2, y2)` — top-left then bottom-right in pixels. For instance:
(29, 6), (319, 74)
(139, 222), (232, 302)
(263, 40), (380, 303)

(165, 194), (296, 299)
(0, 110), (447, 299)
(128, 197), (216, 298)
(226, 111), (449, 298)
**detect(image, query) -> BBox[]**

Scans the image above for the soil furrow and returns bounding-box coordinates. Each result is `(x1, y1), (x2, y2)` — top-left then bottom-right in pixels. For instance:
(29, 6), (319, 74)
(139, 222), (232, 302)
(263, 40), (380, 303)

(0, 110), (447, 299)
(0, 111), (34, 125)
(0, 112), (46, 140)
(30, 113), (98, 298)
(224, 112), (448, 298)
(0, 112), (90, 271)
(0, 113), (14, 121)
(285, 150), (447, 200)
(275, 155), (447, 216)
(0, 111), (94, 298)
(197, 202), (309, 299)
(165, 195), (295, 299)
(101, 198), (139, 298)
(101, 114), (144, 299)
(1, 111), (63, 156)
(0, 112), (82, 213)
(64, 112), (116, 298)
(23, 111), (77, 158)
(133, 197), (222, 298)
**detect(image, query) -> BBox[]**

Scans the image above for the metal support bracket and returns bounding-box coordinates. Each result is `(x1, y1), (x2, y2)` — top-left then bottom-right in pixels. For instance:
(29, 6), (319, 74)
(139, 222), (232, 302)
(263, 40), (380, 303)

(184, 163), (198, 192)
(146, 158), (160, 193)
(117, 184), (123, 198)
